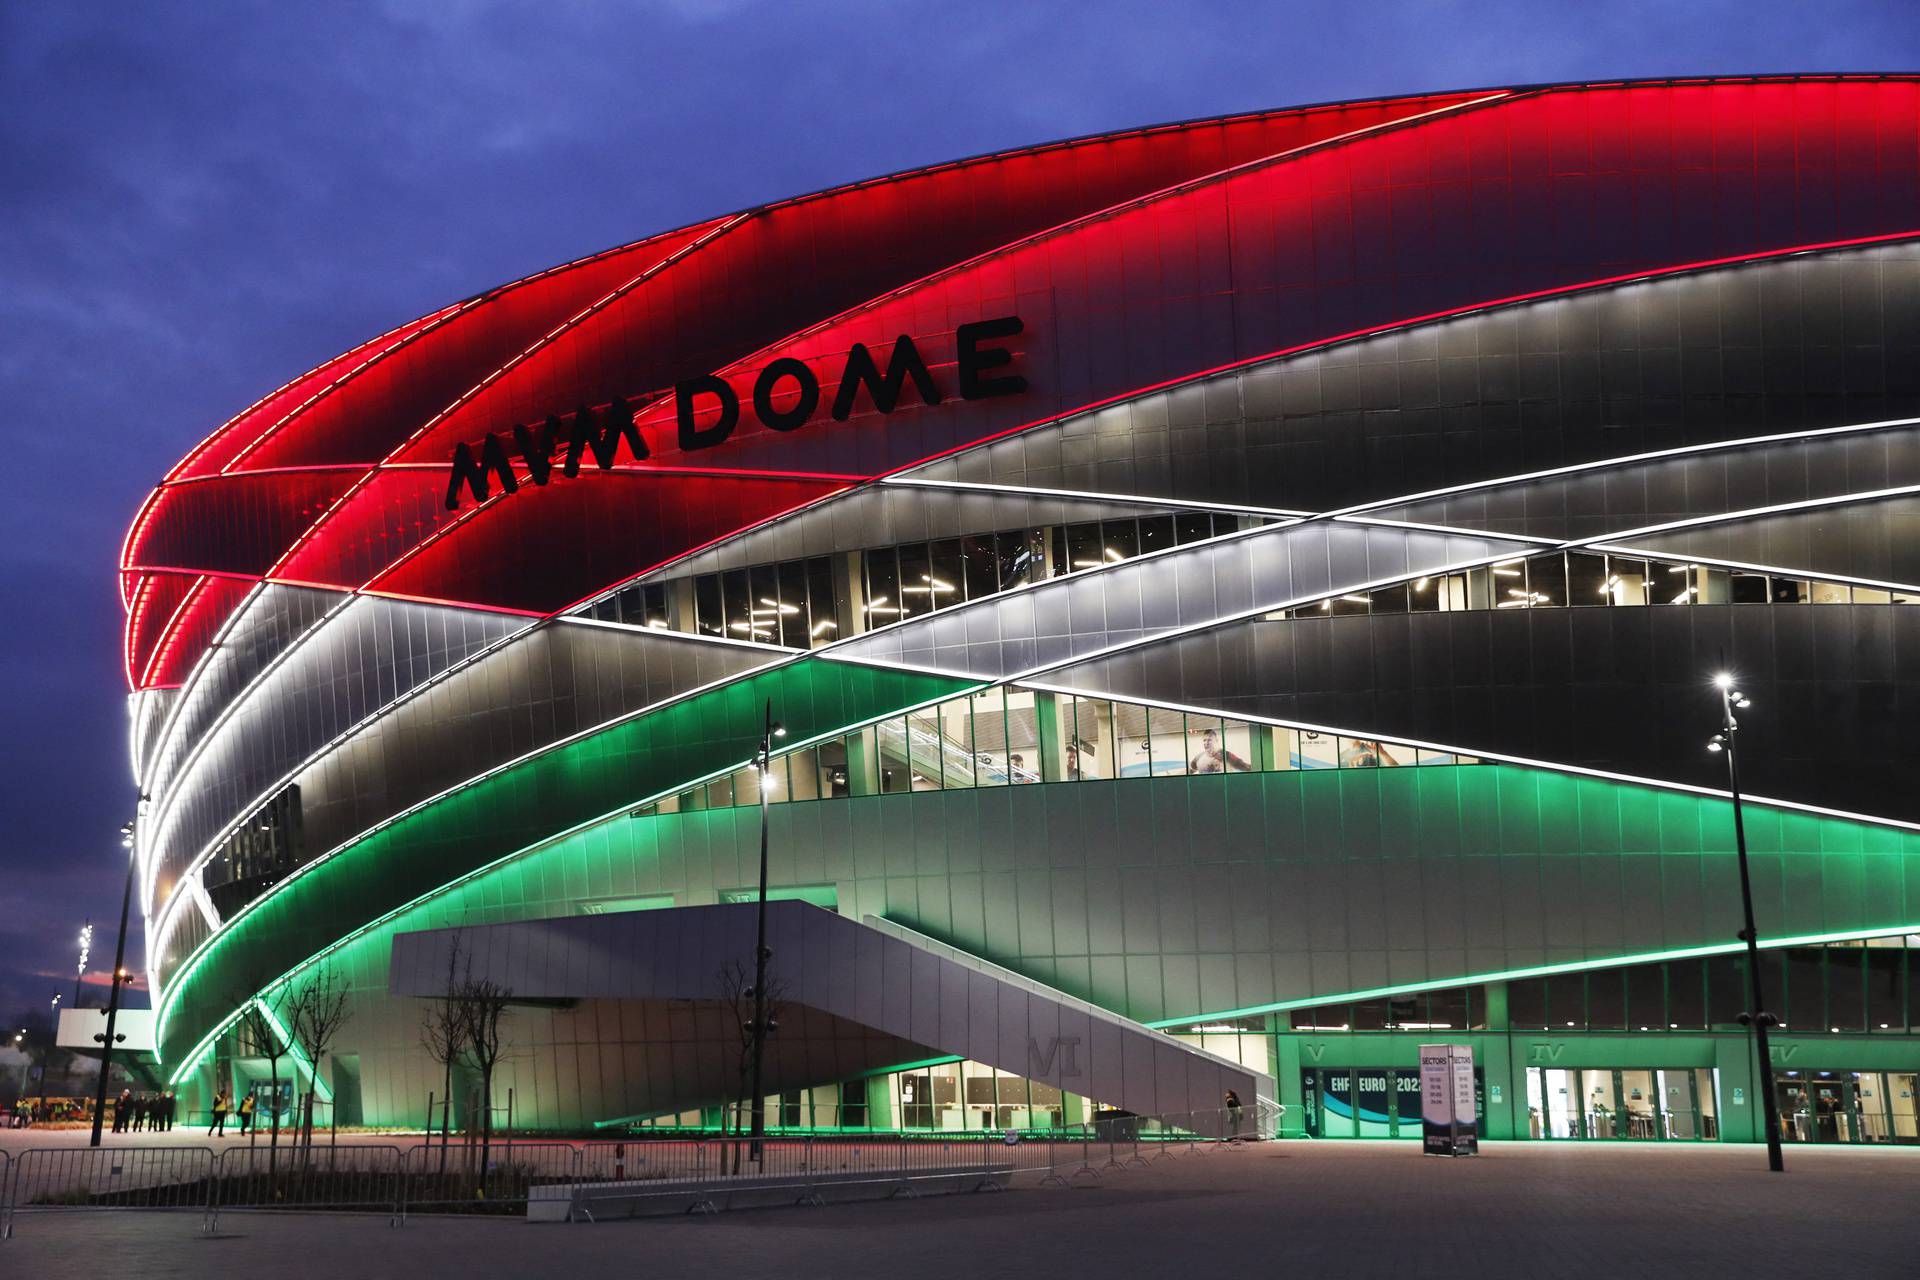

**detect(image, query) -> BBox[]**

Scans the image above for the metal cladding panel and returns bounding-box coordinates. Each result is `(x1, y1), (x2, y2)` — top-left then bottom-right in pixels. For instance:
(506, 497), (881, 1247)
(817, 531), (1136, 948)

(1048, 602), (1920, 823)
(622, 483), (1217, 587)
(907, 240), (1920, 511)
(157, 658), (978, 1069)
(143, 584), (343, 810)
(1372, 431), (1920, 543)
(1622, 493), (1920, 585)
(388, 902), (1270, 1119)
(144, 595), (531, 919)
(828, 520), (1530, 677)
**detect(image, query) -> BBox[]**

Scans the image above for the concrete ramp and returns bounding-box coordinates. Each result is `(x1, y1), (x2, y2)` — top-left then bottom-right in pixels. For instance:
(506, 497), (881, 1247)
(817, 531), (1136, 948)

(389, 902), (1271, 1128)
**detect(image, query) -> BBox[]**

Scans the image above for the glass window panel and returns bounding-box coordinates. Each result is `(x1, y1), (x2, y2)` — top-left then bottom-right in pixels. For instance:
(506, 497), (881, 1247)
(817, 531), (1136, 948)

(1370, 582), (1409, 613)
(1464, 565), (1493, 610)
(864, 549), (902, 627)
(877, 717), (913, 793)
(1408, 573), (1441, 612)
(927, 538), (965, 610)
(905, 705), (946, 789)
(785, 746), (821, 802)
(1069, 697), (1114, 780)
(1770, 577), (1810, 604)
(1810, 581), (1851, 605)
(1547, 975), (1587, 1030)
(1049, 526), (1069, 578)
(1826, 945), (1865, 1032)
(729, 765), (762, 806)
(1350, 999), (1390, 1031)
(1208, 719), (1258, 774)
(1291, 1005), (1350, 1031)
(1266, 726), (1295, 771)
(722, 569), (754, 640)
(997, 530), (1041, 591)
(1665, 959), (1706, 1030)
(1693, 565), (1730, 604)
(1784, 949), (1823, 1032)
(1866, 943), (1904, 1032)
(1112, 700), (1154, 778)
(1065, 522), (1104, 572)
(1137, 515), (1175, 557)
(1211, 513), (1241, 538)
(1003, 687), (1041, 784)
(1417, 746), (1462, 766)
(1508, 978), (1548, 1031)
(776, 561), (809, 648)
(1707, 955), (1745, 1027)
(1853, 586), (1891, 605)
(1605, 556), (1648, 606)
(1425, 987), (1469, 1032)
(1338, 736), (1391, 767)
(815, 737), (849, 799)
(805, 557), (838, 647)
(1147, 706), (1187, 775)
(1654, 561), (1694, 606)
(1729, 572), (1771, 604)
(1567, 551), (1609, 605)
(1438, 572), (1469, 612)
(1626, 964), (1664, 1030)
(960, 535), (998, 601)
(705, 775), (733, 808)
(1174, 513), (1213, 545)
(1101, 519), (1139, 566)
(1329, 591), (1370, 616)
(1527, 553), (1567, 608)
(695, 574), (724, 637)
(748, 565), (781, 642)
(936, 697), (977, 788)
(1295, 729), (1338, 770)
(970, 688), (1010, 786)
(896, 543), (934, 619)
(1489, 557), (1528, 609)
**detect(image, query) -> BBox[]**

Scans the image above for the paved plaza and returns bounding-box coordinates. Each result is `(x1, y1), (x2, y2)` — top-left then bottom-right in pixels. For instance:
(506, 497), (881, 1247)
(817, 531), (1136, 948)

(3, 1139), (1916, 1278)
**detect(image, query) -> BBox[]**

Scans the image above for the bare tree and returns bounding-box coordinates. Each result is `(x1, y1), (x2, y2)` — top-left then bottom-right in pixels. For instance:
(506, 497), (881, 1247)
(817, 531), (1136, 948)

(716, 958), (787, 1174)
(451, 972), (512, 1189)
(285, 966), (351, 1151)
(231, 982), (293, 1182)
(416, 937), (468, 1175)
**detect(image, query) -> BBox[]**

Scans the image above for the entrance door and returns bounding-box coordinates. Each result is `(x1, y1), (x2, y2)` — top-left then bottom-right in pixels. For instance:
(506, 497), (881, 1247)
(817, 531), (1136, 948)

(1889, 1073), (1919, 1141)
(1617, 1070), (1660, 1139)
(1855, 1072), (1892, 1142)
(1527, 1068), (1581, 1138)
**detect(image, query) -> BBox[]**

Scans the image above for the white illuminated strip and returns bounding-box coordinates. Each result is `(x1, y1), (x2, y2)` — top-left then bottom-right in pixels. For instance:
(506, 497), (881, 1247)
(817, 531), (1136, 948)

(559, 614), (798, 653)
(138, 581), (271, 807)
(1011, 679), (1920, 836)
(143, 604), (538, 977)
(1590, 545), (1920, 597)
(138, 591), (360, 918)
(1556, 484), (1920, 551)
(153, 642), (823, 1042)
(880, 474), (1310, 519)
(1323, 416), (1920, 522)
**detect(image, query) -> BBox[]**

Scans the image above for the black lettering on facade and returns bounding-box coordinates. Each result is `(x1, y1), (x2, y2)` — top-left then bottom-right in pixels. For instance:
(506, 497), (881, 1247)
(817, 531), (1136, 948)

(752, 359), (820, 432)
(677, 374), (739, 451)
(956, 315), (1026, 400)
(564, 397), (647, 476)
(445, 432), (520, 510)
(830, 334), (941, 421)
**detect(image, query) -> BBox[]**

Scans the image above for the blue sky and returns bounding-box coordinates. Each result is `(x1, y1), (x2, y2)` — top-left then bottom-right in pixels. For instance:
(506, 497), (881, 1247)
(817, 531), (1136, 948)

(1, 0), (1915, 1013)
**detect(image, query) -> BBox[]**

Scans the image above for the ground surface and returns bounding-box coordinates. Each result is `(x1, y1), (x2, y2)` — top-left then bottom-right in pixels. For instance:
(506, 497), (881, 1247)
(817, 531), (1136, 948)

(3, 1138), (1917, 1278)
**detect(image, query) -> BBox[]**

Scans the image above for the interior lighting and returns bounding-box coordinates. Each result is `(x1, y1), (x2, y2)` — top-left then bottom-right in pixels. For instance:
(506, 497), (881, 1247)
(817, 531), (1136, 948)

(1413, 577), (1431, 590)
(758, 597), (800, 615)
(1104, 548), (1124, 563)
(1340, 594), (1369, 604)
(809, 620), (837, 638)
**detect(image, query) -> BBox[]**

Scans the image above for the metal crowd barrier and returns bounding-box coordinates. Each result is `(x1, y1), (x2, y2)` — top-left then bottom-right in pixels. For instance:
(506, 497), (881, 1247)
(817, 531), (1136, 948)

(1, 1146), (216, 1238)
(0, 1105), (1269, 1234)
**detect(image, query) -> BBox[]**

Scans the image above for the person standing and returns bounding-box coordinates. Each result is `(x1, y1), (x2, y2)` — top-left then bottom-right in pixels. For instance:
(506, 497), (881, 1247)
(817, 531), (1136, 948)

(1224, 1089), (1244, 1139)
(163, 1090), (176, 1131)
(111, 1087), (131, 1134)
(209, 1089), (229, 1136)
(238, 1089), (256, 1136)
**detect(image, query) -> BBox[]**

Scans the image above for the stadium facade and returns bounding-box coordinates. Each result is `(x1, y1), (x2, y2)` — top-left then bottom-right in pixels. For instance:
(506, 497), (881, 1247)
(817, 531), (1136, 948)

(123, 75), (1920, 1144)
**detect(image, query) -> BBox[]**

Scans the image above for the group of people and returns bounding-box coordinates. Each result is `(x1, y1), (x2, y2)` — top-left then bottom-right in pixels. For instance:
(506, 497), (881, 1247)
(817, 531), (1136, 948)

(110, 1088), (179, 1132)
(206, 1088), (258, 1136)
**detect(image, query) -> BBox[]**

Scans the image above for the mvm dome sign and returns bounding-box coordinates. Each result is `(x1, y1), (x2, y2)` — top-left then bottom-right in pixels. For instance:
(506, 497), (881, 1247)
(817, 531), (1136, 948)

(445, 317), (1025, 510)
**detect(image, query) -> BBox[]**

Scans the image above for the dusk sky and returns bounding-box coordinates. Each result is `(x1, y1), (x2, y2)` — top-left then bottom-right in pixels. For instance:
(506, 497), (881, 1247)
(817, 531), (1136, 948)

(2, 0), (1916, 1014)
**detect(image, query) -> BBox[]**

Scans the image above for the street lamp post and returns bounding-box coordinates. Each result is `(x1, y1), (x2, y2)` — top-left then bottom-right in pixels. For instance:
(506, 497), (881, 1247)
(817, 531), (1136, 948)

(1708, 672), (1785, 1173)
(745, 699), (785, 1164)
(37, 993), (60, 1117)
(75, 923), (92, 1009)
(88, 823), (138, 1147)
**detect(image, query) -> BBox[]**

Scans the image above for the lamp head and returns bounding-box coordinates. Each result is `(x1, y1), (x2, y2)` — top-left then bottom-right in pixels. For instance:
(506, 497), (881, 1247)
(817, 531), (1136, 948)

(1713, 672), (1734, 691)
(1707, 736), (1725, 753)
(772, 722), (786, 739)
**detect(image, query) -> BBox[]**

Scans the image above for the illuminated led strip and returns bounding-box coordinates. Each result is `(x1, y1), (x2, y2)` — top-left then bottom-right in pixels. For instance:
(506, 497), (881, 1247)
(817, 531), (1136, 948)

(1146, 922), (1920, 1029)
(152, 643), (827, 1049)
(877, 475), (1311, 519)
(248, 996), (333, 1103)
(144, 603), (542, 985)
